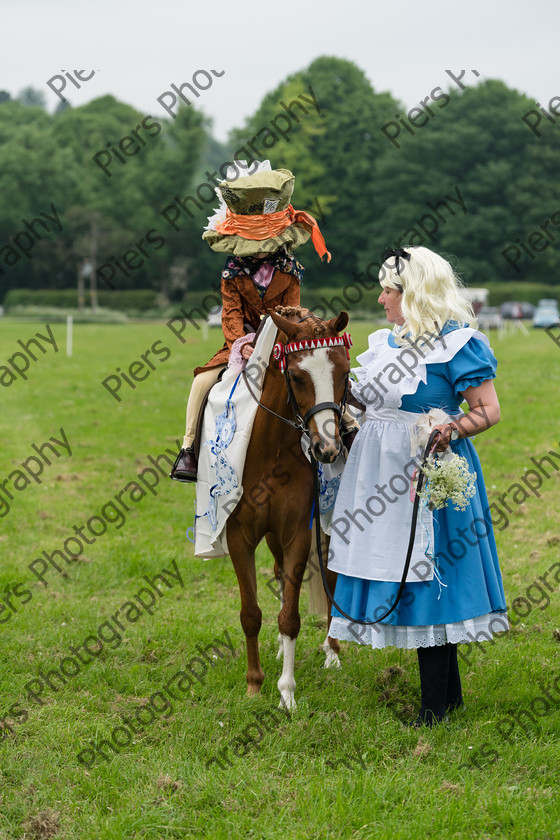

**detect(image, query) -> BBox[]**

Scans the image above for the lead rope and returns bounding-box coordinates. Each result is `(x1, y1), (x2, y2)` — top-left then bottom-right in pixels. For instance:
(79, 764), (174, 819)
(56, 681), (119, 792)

(311, 428), (441, 626)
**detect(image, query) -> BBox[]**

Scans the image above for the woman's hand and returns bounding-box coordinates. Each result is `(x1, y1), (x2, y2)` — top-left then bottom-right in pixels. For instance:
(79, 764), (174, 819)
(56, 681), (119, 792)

(241, 344), (254, 360)
(431, 424), (456, 453)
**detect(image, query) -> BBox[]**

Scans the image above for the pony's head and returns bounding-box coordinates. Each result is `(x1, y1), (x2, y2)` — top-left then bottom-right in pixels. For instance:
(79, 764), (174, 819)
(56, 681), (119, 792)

(269, 306), (350, 463)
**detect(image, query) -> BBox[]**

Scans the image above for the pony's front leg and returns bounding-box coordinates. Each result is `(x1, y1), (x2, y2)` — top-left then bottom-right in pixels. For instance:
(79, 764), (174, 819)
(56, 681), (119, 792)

(277, 633), (297, 710)
(228, 526), (265, 697)
(276, 536), (309, 710)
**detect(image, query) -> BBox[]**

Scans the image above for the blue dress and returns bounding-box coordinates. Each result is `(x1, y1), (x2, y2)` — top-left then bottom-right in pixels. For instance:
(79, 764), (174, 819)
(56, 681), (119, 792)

(328, 323), (508, 649)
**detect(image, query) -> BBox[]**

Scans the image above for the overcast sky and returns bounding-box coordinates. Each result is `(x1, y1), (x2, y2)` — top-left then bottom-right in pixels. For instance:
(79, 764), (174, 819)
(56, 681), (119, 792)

(3, 0), (556, 142)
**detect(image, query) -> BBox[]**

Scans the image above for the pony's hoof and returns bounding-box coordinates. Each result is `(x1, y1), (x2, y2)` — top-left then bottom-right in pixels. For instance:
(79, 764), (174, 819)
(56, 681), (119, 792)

(323, 651), (341, 669)
(279, 694), (297, 711)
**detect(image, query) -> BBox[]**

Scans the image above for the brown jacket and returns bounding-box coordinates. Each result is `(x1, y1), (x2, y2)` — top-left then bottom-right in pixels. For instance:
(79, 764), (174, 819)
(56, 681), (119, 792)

(194, 269), (301, 375)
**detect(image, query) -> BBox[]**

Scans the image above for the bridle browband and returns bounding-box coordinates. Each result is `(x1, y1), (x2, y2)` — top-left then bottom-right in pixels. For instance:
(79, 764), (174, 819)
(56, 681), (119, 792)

(242, 329), (353, 434)
(275, 333), (352, 431)
(273, 333), (352, 373)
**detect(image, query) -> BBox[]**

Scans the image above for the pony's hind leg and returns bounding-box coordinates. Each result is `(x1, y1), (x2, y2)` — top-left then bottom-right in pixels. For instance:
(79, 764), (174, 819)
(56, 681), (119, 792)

(322, 635), (341, 669)
(308, 531), (342, 669)
(324, 564), (341, 669)
(228, 526), (264, 696)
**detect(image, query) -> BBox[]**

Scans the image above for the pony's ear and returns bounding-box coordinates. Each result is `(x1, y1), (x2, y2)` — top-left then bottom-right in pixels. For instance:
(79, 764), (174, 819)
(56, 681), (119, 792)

(268, 308), (298, 339)
(327, 311), (349, 333)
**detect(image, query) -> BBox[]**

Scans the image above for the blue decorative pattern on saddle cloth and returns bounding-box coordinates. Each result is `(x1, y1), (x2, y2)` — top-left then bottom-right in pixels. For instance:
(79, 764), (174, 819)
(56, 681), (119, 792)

(203, 377), (241, 532)
(300, 432), (346, 533)
(316, 462), (341, 513)
(194, 316), (302, 559)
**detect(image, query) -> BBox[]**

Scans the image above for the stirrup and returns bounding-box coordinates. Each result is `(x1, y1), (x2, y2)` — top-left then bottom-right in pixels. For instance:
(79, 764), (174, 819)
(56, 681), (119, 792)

(169, 447), (198, 483)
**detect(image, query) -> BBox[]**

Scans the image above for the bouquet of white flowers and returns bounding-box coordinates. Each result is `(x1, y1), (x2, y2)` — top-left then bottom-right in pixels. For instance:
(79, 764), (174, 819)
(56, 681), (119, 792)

(420, 452), (477, 511)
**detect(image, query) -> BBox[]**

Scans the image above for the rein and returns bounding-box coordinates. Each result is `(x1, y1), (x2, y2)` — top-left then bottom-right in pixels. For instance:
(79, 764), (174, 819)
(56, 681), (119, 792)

(311, 428), (442, 626)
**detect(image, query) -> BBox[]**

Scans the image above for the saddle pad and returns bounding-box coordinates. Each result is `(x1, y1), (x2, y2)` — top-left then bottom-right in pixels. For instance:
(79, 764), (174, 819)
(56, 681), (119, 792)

(194, 317), (278, 558)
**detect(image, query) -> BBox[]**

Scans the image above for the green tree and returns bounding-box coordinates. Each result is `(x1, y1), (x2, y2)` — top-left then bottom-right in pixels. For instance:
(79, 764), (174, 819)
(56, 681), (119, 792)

(360, 79), (557, 286)
(230, 57), (399, 288)
(16, 86), (47, 109)
(50, 96), (208, 298)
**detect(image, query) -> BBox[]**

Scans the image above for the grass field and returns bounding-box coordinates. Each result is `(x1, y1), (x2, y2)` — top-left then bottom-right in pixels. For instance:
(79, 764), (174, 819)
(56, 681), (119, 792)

(0, 316), (559, 840)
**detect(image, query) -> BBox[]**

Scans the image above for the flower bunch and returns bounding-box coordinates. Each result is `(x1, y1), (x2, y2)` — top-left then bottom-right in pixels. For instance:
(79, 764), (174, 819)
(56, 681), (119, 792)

(420, 453), (477, 511)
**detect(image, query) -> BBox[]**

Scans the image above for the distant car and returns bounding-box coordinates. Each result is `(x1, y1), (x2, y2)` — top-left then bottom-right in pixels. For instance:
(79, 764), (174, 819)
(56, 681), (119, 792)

(533, 299), (560, 328)
(477, 307), (502, 331)
(207, 306), (223, 327)
(499, 301), (535, 320)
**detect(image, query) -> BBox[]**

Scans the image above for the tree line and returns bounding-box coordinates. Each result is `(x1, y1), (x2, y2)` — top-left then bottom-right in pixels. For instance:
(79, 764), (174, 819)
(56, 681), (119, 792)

(1, 57), (558, 304)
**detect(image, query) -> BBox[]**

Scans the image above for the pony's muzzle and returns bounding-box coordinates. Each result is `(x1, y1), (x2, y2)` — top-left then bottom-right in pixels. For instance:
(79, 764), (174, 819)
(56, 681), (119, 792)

(311, 435), (342, 464)
(309, 413), (342, 463)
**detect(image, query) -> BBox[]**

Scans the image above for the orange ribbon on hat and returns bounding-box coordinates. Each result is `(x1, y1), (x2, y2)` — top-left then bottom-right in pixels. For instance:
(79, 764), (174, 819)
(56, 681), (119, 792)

(215, 205), (332, 262)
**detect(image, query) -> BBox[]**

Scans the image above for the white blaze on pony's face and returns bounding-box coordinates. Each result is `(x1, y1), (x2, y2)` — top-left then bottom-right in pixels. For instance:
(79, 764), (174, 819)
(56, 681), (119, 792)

(268, 307), (350, 464)
(298, 351), (341, 462)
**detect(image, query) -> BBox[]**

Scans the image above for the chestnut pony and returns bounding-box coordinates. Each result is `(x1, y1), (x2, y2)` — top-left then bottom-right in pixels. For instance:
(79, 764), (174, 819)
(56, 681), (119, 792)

(226, 306), (350, 709)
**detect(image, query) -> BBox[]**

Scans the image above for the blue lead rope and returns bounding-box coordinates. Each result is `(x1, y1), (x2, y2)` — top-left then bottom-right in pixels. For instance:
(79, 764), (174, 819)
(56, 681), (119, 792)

(308, 497), (316, 530)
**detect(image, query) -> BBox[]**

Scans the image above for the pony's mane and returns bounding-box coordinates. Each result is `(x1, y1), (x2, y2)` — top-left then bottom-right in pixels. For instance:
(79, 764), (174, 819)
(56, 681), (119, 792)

(274, 306), (328, 337)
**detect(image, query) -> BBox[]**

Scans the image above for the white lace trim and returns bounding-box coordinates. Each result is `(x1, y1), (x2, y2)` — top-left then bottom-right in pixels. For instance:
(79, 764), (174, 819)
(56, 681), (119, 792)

(329, 611), (509, 650)
(352, 327), (491, 411)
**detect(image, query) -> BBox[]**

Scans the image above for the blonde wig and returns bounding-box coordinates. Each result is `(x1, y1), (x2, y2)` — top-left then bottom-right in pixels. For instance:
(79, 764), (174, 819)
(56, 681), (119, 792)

(378, 246), (476, 346)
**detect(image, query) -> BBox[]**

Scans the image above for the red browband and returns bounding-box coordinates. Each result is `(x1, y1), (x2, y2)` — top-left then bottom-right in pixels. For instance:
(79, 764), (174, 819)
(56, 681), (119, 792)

(273, 333), (352, 373)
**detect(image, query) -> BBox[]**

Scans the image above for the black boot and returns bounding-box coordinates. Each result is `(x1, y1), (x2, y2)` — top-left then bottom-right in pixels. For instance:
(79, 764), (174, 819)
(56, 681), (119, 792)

(445, 643), (464, 712)
(411, 644), (454, 727)
(169, 446), (198, 482)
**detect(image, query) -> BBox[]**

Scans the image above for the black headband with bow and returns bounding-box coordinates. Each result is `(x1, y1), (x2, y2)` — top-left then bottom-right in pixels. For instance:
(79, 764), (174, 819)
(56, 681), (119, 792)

(383, 247), (411, 276)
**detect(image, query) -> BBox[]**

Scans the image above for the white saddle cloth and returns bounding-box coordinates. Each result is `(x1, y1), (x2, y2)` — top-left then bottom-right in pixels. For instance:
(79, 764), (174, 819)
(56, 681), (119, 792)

(193, 318), (348, 558)
(194, 318), (278, 558)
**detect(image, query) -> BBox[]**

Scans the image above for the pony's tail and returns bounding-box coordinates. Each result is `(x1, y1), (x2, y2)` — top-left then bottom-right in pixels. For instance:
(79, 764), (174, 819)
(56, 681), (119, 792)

(305, 530), (330, 616)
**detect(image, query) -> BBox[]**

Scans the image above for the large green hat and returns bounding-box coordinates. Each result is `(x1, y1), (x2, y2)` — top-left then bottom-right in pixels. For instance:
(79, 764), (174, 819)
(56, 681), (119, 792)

(202, 165), (312, 257)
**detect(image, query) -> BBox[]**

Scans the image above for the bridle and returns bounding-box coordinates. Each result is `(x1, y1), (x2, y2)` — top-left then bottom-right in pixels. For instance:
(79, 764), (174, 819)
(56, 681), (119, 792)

(242, 323), (353, 435)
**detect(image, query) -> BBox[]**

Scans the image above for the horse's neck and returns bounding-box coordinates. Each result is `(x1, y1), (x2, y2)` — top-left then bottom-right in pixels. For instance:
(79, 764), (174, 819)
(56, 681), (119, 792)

(262, 366), (293, 416)
(254, 365), (300, 445)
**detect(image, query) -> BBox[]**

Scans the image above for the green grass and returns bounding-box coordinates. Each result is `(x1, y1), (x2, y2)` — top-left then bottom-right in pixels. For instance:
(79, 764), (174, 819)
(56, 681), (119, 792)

(0, 318), (559, 840)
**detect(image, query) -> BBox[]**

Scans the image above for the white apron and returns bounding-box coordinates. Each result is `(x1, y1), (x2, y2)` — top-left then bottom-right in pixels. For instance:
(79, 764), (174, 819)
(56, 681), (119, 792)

(327, 327), (488, 584)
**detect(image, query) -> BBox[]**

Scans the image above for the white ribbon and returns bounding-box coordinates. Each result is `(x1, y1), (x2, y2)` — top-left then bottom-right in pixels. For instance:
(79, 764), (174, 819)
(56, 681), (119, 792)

(409, 408), (463, 462)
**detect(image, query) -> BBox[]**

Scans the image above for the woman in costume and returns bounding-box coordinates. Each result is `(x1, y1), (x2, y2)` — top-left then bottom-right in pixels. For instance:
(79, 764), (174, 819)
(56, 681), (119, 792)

(327, 245), (508, 727)
(171, 161), (331, 481)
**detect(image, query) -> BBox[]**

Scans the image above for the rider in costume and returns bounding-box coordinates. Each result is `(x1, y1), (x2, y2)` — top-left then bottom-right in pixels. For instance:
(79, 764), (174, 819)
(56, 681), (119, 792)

(171, 160), (332, 481)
